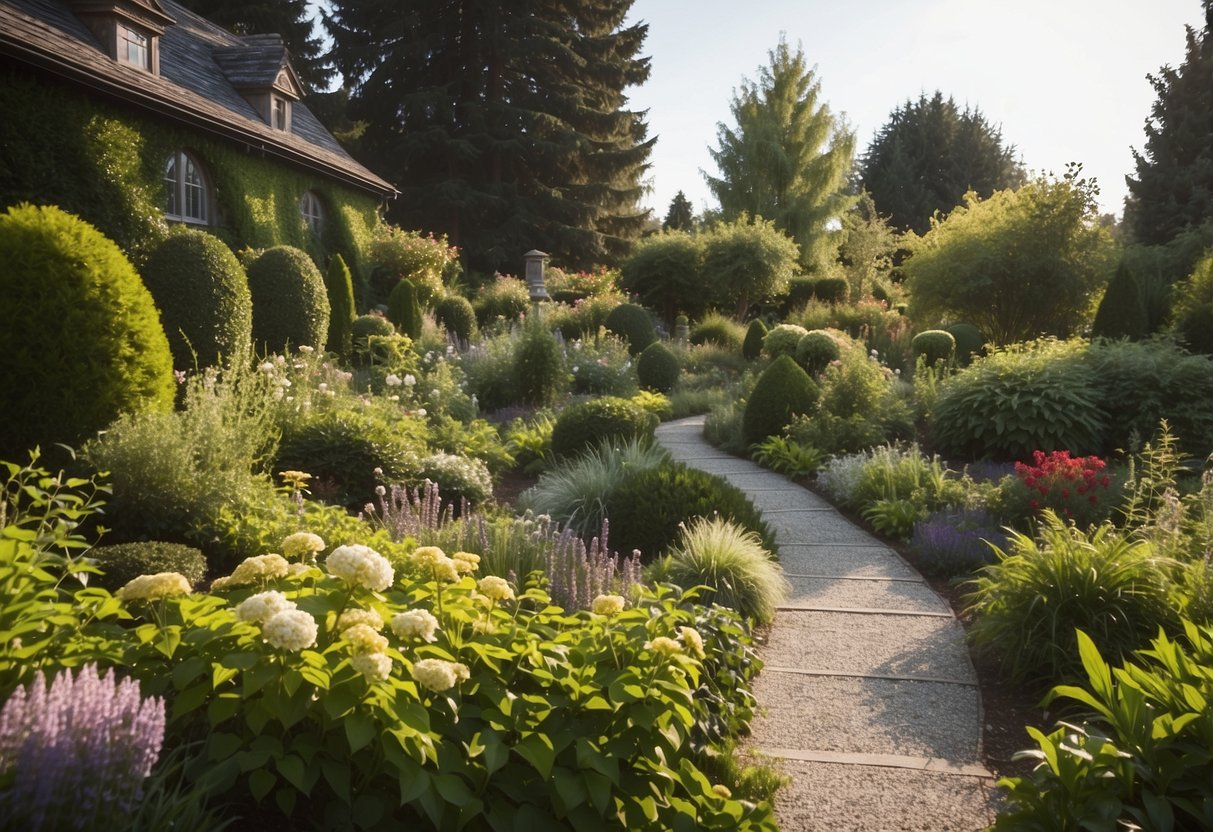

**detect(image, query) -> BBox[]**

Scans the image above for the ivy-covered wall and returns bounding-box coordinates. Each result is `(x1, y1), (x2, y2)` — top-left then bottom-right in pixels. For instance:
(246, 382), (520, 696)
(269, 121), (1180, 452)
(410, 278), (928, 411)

(0, 65), (380, 294)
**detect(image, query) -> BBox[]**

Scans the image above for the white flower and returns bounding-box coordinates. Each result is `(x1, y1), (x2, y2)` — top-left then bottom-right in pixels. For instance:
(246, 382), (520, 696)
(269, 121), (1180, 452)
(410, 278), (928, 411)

(388, 395), (400, 402)
(644, 636), (683, 656)
(591, 594), (625, 616)
(385, 373), (402, 387)
(235, 590), (295, 624)
(282, 532), (325, 560)
(678, 626), (705, 658)
(351, 652), (393, 683)
(221, 554), (290, 587)
(262, 609), (318, 652)
(430, 389), (440, 398)
(298, 345), (314, 354)
(337, 608), (384, 633)
(326, 545), (394, 591)
(117, 572), (192, 602)
(477, 576), (514, 602)
(259, 361), (276, 373)
(342, 623), (389, 655)
(318, 383), (328, 392)
(391, 609), (439, 642)
(572, 366), (579, 373)
(451, 551), (480, 574)
(403, 374), (416, 387)
(416, 408), (427, 417)
(411, 658), (467, 692)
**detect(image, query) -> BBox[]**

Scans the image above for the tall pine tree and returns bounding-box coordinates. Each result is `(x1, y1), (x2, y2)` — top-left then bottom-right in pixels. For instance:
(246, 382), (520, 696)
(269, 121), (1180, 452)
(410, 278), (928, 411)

(1126, 2), (1213, 245)
(663, 190), (694, 230)
(858, 92), (1024, 235)
(704, 38), (854, 275)
(323, 0), (653, 272)
(173, 0), (329, 92)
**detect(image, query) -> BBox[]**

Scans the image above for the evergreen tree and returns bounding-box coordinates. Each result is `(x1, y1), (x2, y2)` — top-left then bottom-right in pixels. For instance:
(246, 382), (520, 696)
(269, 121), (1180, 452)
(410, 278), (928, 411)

(323, 0), (653, 272)
(174, 0), (329, 92)
(1091, 261), (1148, 340)
(858, 91), (1024, 235)
(705, 38), (854, 275)
(1126, 2), (1213, 245)
(663, 190), (694, 231)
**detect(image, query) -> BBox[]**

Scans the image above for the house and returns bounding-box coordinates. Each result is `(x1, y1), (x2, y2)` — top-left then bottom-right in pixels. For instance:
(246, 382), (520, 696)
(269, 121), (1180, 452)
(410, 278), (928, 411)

(0, 0), (394, 287)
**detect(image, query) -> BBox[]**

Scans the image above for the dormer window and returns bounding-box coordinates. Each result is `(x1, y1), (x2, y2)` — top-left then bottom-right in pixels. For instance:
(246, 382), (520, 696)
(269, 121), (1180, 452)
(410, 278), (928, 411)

(273, 96), (290, 131)
(119, 26), (149, 70)
(212, 35), (304, 133)
(69, 0), (174, 75)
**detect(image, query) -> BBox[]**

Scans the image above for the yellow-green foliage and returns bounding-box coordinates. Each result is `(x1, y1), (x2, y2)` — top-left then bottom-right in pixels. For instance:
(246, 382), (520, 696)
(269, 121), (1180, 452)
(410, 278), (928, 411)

(0, 204), (174, 459)
(743, 355), (819, 445)
(247, 246), (331, 353)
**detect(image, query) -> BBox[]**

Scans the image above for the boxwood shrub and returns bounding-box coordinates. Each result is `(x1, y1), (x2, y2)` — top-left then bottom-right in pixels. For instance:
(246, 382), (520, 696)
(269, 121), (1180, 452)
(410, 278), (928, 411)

(911, 330), (956, 366)
(743, 355), (820, 446)
(604, 302), (657, 355)
(742, 318), (768, 360)
(550, 397), (659, 459)
(247, 245), (330, 353)
(637, 341), (680, 393)
(88, 541), (208, 592)
(434, 294), (476, 342)
(795, 330), (842, 376)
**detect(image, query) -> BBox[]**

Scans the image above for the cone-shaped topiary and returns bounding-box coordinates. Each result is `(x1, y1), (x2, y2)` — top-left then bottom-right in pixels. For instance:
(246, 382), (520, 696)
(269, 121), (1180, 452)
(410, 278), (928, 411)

(1092, 262), (1148, 341)
(324, 253), (356, 359)
(550, 397), (659, 459)
(637, 341), (680, 393)
(387, 277), (422, 339)
(513, 320), (564, 406)
(743, 355), (820, 446)
(742, 318), (769, 360)
(0, 203), (174, 459)
(435, 294), (476, 342)
(911, 330), (956, 366)
(796, 329), (842, 376)
(140, 228), (251, 370)
(945, 323), (985, 366)
(246, 246), (330, 353)
(762, 323), (809, 360)
(604, 302), (657, 355)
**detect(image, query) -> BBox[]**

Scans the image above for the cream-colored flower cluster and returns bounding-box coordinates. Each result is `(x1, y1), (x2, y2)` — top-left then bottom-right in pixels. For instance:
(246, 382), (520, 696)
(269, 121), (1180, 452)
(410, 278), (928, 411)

(678, 626), (705, 658)
(262, 609), (318, 652)
(452, 551), (480, 574)
(591, 594), (625, 616)
(326, 545), (394, 591)
(391, 609), (439, 642)
(644, 636), (683, 656)
(411, 658), (470, 692)
(476, 576), (514, 602)
(282, 532), (325, 560)
(342, 623), (389, 656)
(351, 652), (393, 683)
(211, 554), (290, 589)
(409, 546), (460, 582)
(235, 590), (295, 624)
(116, 572), (193, 602)
(337, 608), (384, 633)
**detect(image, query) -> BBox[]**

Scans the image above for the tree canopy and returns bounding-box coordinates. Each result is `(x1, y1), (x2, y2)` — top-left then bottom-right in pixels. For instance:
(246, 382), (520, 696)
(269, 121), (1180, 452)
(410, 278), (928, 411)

(663, 191), (695, 231)
(903, 167), (1115, 346)
(704, 38), (854, 275)
(701, 215), (800, 319)
(323, 0), (653, 273)
(1125, 1), (1213, 245)
(858, 91), (1024, 235)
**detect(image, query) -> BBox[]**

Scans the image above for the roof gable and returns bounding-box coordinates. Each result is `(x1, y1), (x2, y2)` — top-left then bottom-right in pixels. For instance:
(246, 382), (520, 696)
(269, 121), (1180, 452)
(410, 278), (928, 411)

(212, 33), (303, 100)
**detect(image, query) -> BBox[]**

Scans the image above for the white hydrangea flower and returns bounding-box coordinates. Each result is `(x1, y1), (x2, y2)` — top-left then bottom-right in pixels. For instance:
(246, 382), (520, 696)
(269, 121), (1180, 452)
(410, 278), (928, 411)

(116, 572), (192, 602)
(391, 609), (439, 642)
(342, 623), (389, 655)
(678, 626), (705, 658)
(262, 609), (318, 652)
(591, 594), (625, 616)
(282, 532), (325, 560)
(403, 374), (416, 387)
(411, 658), (468, 692)
(351, 652), (393, 683)
(222, 554), (290, 587)
(477, 576), (514, 602)
(235, 590), (295, 624)
(326, 545), (394, 592)
(337, 608), (384, 633)
(644, 636), (683, 656)
(385, 374), (402, 387)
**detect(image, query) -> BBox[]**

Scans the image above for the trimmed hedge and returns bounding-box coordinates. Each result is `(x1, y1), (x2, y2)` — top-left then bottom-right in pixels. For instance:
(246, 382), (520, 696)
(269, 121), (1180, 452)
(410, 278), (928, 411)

(945, 323), (984, 366)
(247, 245), (330, 353)
(795, 330), (841, 376)
(435, 294), (477, 342)
(387, 277), (422, 339)
(604, 303), (657, 355)
(550, 397), (659, 459)
(324, 253), (356, 359)
(911, 330), (956, 366)
(742, 318), (768, 360)
(762, 324), (809, 360)
(743, 355), (820, 446)
(637, 342), (680, 393)
(88, 541), (208, 592)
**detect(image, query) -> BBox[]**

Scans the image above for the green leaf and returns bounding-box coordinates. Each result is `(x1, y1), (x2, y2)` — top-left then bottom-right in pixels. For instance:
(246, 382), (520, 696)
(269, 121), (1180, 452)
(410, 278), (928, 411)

(249, 768), (276, 801)
(276, 754), (309, 793)
(345, 711), (375, 753)
(515, 732), (556, 779)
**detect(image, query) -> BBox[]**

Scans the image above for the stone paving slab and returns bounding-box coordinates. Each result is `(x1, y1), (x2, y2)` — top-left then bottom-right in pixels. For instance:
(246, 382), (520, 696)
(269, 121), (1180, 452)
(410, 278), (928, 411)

(760, 610), (974, 681)
(776, 544), (921, 580)
(679, 458), (777, 476)
(716, 471), (802, 492)
(749, 674), (982, 763)
(764, 511), (875, 545)
(768, 760), (996, 832)
(785, 575), (947, 613)
(744, 489), (835, 512)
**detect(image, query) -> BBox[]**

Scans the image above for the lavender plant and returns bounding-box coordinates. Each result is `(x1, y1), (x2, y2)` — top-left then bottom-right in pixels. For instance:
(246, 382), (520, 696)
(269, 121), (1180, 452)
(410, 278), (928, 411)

(0, 664), (165, 831)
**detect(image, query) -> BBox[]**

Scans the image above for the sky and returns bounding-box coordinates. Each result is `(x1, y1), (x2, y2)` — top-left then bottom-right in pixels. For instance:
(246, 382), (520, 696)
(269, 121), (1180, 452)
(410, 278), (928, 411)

(622, 0), (1206, 221)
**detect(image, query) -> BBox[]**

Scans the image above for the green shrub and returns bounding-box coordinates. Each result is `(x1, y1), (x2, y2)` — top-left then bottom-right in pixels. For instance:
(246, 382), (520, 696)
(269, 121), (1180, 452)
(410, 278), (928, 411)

(652, 517), (789, 625)
(818, 444), (960, 515)
(0, 203), (174, 459)
(931, 339), (1106, 460)
(545, 292), (623, 340)
(1170, 250), (1213, 355)
(550, 397), (658, 459)
(473, 276), (529, 326)
(246, 245), (330, 353)
(512, 321), (564, 406)
(350, 314), (397, 363)
(637, 341), (680, 392)
(618, 231), (706, 323)
(761, 323), (809, 360)
(944, 322), (984, 366)
(630, 390), (673, 421)
(387, 277), (422, 339)
(911, 329), (956, 366)
(88, 541), (207, 592)
(781, 276), (818, 313)
(1091, 261), (1147, 341)
(324, 253), (356, 359)
(434, 294), (476, 342)
(965, 513), (1180, 684)
(367, 224), (455, 306)
(605, 461), (776, 561)
(795, 330), (842, 376)
(689, 312), (745, 351)
(812, 276), (849, 304)
(742, 355), (820, 446)
(604, 302), (657, 355)
(994, 625), (1213, 831)
(742, 318), (768, 360)
(415, 452), (492, 507)
(750, 435), (824, 478)
(140, 228), (252, 370)
(789, 346), (912, 455)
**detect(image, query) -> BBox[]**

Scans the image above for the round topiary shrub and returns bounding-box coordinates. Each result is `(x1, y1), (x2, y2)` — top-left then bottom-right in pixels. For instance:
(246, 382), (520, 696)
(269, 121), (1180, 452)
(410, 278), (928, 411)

(0, 203), (174, 459)
(140, 228), (252, 370)
(387, 277), (422, 339)
(795, 330), (842, 376)
(762, 323), (809, 360)
(911, 330), (957, 366)
(743, 355), (820, 446)
(742, 318), (768, 360)
(88, 541), (207, 593)
(637, 342), (680, 393)
(246, 245), (330, 353)
(812, 276), (850, 304)
(688, 312), (745, 351)
(435, 294), (476, 342)
(604, 302), (657, 355)
(604, 461), (776, 562)
(513, 321), (564, 406)
(550, 397), (659, 459)
(945, 323), (985, 366)
(351, 314), (397, 363)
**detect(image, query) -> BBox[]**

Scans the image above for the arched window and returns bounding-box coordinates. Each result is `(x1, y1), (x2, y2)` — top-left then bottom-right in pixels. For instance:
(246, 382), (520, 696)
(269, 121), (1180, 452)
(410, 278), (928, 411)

(164, 150), (209, 224)
(300, 190), (324, 235)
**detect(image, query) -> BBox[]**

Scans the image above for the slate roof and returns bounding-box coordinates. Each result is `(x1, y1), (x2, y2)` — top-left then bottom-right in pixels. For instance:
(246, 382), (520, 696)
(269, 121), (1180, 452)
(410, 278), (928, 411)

(212, 34), (300, 95)
(0, 0), (394, 197)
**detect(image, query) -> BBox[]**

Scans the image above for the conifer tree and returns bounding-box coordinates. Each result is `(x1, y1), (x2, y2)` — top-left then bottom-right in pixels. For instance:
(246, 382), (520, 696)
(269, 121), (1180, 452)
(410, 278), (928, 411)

(663, 191), (694, 231)
(1126, 2), (1213, 245)
(705, 38), (854, 275)
(323, 0), (653, 272)
(1091, 261), (1148, 341)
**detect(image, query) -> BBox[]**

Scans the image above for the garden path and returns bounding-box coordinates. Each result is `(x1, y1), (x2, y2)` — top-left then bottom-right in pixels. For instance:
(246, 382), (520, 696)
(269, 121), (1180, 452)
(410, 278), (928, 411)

(654, 416), (999, 832)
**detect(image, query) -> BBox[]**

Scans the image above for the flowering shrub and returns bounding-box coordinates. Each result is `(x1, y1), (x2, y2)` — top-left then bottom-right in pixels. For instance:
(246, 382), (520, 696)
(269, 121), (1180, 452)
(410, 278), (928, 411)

(368, 226), (458, 305)
(1014, 449), (1113, 528)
